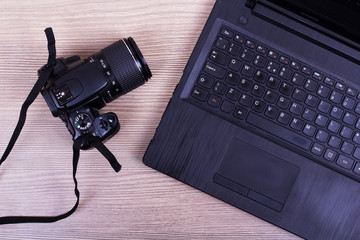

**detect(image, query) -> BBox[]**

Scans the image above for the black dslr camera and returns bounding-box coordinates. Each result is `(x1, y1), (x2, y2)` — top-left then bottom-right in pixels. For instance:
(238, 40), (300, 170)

(40, 38), (152, 149)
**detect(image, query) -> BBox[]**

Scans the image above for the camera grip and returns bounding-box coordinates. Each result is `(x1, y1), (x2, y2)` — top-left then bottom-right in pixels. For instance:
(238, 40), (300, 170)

(94, 112), (120, 142)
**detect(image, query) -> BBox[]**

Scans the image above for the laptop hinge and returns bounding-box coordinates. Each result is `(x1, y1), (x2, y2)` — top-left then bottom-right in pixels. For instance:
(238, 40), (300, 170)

(245, 0), (257, 9)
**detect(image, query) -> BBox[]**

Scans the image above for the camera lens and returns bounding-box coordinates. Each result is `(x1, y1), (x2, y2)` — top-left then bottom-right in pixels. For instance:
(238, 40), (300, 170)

(100, 37), (152, 101)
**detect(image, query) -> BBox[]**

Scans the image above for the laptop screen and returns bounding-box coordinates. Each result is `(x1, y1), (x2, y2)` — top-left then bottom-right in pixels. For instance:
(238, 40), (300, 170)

(268, 0), (360, 43)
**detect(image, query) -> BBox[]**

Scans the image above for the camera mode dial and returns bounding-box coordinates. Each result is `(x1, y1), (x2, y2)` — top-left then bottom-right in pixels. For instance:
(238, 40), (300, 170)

(74, 113), (92, 131)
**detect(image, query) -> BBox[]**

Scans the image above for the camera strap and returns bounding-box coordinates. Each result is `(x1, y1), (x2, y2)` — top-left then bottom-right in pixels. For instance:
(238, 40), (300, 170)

(0, 28), (121, 225)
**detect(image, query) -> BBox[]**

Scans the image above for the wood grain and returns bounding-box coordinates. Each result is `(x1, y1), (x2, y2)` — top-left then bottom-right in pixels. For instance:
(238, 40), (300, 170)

(0, 0), (300, 239)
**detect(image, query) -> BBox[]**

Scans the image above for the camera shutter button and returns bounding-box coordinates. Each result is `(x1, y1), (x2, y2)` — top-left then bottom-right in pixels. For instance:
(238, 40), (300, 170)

(107, 114), (117, 126)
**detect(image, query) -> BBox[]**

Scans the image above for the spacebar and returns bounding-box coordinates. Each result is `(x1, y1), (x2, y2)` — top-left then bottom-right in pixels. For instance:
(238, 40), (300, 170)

(246, 113), (312, 150)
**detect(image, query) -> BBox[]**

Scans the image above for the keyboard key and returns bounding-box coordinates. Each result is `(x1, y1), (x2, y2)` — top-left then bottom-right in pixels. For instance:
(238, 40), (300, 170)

(324, 77), (335, 87)
(221, 28), (233, 38)
(240, 48), (254, 62)
(303, 123), (316, 137)
(209, 49), (230, 65)
(279, 56), (290, 65)
(277, 111), (291, 125)
(239, 93), (253, 107)
(265, 106), (279, 119)
(234, 34), (245, 44)
(316, 130), (329, 143)
(204, 62), (227, 79)
(226, 72), (240, 86)
(304, 78), (318, 92)
(342, 97), (356, 110)
(229, 58), (242, 71)
(340, 126), (353, 139)
(290, 117), (304, 131)
(241, 64), (255, 77)
(279, 67), (292, 80)
(239, 78), (252, 91)
(277, 96), (291, 109)
(245, 40), (256, 49)
(330, 106), (344, 120)
(354, 162), (360, 174)
(355, 103), (360, 114)
(346, 87), (357, 97)
(335, 82), (346, 92)
(290, 61), (301, 70)
(328, 120), (341, 133)
(266, 61), (280, 74)
(215, 37), (229, 50)
(256, 45), (267, 54)
(336, 154), (354, 169)
(198, 74), (215, 89)
(301, 66), (312, 75)
(228, 43), (242, 56)
(354, 147), (360, 160)
(220, 100), (235, 113)
(268, 50), (278, 60)
(251, 84), (265, 98)
(315, 114), (329, 127)
(330, 91), (343, 104)
(233, 106), (248, 120)
(329, 135), (342, 149)
(313, 72), (323, 81)
(254, 70), (268, 83)
(353, 132), (360, 144)
(317, 100), (331, 113)
(192, 87), (208, 101)
(214, 81), (227, 95)
(292, 88), (306, 101)
(208, 94), (222, 107)
(226, 87), (241, 101)
(341, 141), (355, 155)
(279, 82), (294, 96)
(267, 76), (281, 89)
(305, 94), (319, 108)
(253, 55), (267, 68)
(317, 85), (331, 98)
(290, 102), (303, 115)
(343, 112), (356, 125)
(291, 73), (305, 86)
(247, 112), (312, 150)
(357, 119), (360, 129)
(311, 143), (325, 156)
(302, 108), (316, 121)
(252, 100), (266, 113)
(324, 149), (337, 162)
(264, 90), (278, 103)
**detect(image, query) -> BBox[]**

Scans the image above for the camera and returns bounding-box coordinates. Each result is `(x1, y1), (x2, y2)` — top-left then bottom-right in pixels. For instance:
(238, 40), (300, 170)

(40, 38), (152, 149)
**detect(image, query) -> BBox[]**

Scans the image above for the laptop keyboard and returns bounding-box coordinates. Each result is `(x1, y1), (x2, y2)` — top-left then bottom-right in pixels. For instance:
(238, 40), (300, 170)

(188, 25), (360, 182)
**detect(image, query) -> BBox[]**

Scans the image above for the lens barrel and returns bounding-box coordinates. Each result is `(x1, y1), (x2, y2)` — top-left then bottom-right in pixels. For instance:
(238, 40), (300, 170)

(101, 37), (152, 97)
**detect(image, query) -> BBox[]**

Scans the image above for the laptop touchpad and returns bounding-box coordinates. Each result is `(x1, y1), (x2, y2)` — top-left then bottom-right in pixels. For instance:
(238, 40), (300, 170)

(214, 138), (299, 211)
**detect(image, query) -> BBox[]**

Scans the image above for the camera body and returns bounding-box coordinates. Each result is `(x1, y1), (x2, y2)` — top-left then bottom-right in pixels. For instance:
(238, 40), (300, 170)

(40, 38), (151, 149)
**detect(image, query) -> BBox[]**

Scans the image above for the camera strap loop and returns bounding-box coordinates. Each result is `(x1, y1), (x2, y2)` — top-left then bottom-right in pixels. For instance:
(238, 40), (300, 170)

(0, 28), (56, 165)
(0, 137), (83, 224)
(87, 135), (121, 172)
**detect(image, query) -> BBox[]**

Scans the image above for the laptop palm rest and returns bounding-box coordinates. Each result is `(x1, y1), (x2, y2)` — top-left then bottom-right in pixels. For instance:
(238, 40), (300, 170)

(214, 138), (300, 211)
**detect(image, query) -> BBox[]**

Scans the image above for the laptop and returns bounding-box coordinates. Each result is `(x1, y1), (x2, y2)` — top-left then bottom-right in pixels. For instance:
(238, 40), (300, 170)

(143, 0), (360, 239)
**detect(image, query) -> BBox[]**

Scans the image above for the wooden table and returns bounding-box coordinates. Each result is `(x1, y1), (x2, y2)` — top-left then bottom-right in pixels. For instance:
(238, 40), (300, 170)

(0, 1), (300, 239)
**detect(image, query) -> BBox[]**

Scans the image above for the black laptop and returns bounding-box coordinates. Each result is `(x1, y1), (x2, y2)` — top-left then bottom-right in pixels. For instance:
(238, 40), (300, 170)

(143, 0), (360, 239)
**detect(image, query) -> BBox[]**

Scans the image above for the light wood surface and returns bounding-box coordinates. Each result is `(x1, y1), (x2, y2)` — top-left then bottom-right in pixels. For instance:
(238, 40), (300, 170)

(0, 1), (300, 239)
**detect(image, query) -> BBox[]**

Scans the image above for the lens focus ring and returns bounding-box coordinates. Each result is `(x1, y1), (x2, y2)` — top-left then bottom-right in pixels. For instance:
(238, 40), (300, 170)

(102, 39), (146, 94)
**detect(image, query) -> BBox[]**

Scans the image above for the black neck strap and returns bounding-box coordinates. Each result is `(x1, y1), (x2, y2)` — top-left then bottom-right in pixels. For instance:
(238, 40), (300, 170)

(0, 28), (121, 225)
